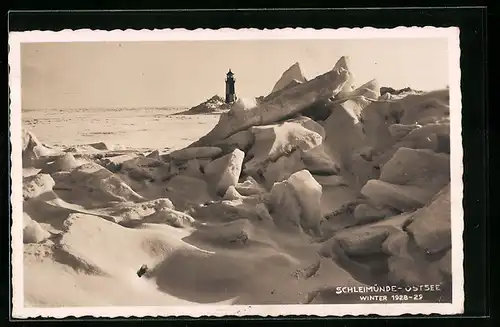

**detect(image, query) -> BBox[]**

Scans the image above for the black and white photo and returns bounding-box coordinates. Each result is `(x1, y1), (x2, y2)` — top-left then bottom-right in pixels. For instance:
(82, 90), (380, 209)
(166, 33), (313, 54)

(9, 27), (463, 318)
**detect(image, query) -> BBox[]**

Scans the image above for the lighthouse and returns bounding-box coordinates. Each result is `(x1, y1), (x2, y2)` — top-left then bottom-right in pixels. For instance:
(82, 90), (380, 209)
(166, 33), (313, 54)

(225, 69), (237, 104)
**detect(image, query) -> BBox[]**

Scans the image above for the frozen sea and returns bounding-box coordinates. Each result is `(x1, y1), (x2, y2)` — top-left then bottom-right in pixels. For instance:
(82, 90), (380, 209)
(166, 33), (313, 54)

(22, 107), (220, 151)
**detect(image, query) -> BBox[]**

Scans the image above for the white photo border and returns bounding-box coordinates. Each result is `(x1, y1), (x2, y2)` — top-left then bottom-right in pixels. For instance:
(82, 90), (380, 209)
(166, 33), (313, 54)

(9, 26), (463, 318)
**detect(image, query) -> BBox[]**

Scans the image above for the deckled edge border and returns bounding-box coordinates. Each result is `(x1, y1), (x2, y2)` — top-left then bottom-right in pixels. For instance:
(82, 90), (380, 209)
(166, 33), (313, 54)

(8, 26), (463, 318)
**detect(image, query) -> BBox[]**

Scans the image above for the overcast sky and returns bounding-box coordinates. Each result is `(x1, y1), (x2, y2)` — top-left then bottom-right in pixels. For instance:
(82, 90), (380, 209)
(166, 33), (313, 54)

(21, 38), (449, 109)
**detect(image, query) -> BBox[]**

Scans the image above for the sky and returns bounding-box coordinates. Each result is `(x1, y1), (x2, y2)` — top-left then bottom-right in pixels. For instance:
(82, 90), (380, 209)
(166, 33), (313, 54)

(21, 38), (449, 109)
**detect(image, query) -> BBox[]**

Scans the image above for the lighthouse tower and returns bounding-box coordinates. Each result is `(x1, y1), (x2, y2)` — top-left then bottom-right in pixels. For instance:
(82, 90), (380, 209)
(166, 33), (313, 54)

(225, 69), (237, 104)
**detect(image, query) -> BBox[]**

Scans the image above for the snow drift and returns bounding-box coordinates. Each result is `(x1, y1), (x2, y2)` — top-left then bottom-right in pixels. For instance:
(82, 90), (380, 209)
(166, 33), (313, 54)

(20, 55), (453, 307)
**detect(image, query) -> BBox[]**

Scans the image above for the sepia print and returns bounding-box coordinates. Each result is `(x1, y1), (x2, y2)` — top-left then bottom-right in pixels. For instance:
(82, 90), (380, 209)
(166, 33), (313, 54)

(9, 27), (463, 318)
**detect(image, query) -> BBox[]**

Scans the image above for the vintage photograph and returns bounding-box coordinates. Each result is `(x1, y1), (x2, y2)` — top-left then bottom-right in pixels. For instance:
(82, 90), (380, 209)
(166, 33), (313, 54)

(10, 28), (463, 317)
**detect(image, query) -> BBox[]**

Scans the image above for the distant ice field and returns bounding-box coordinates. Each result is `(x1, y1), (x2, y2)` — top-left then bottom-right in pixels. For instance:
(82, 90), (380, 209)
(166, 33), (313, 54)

(22, 107), (221, 151)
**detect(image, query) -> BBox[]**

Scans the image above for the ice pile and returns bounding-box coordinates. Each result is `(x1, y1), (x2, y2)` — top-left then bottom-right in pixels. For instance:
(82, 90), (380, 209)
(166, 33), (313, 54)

(180, 95), (230, 115)
(20, 56), (453, 306)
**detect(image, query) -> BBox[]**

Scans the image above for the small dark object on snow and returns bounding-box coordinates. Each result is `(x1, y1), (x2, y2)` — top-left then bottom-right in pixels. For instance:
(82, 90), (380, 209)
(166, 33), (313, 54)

(137, 264), (149, 278)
